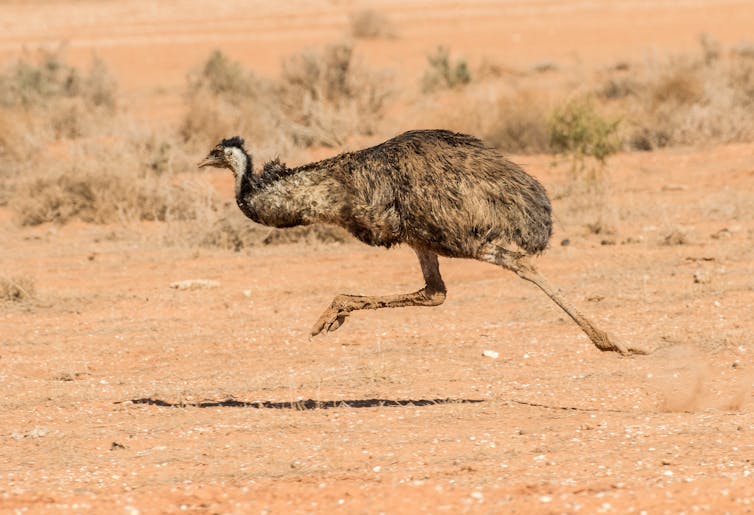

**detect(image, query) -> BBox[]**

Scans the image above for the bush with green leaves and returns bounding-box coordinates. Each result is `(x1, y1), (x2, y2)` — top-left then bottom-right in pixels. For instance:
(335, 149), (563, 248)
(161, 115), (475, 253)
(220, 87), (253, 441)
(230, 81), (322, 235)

(549, 97), (619, 186)
(421, 47), (471, 93)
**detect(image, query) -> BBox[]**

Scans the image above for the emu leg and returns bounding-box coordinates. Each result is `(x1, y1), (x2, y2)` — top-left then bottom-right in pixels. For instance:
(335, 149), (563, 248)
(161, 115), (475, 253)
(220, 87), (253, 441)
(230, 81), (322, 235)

(311, 249), (447, 336)
(479, 244), (648, 355)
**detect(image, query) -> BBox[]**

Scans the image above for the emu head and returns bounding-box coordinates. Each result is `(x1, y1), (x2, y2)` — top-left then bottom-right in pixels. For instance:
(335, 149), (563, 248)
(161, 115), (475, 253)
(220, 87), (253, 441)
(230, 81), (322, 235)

(197, 136), (251, 177)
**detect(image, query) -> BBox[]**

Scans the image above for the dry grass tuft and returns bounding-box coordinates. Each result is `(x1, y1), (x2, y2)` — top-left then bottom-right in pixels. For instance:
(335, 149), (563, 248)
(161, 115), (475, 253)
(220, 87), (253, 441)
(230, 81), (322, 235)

(0, 48), (117, 143)
(349, 9), (396, 39)
(596, 36), (754, 150)
(11, 137), (215, 226)
(0, 48), (115, 110)
(0, 49), (120, 205)
(12, 168), (211, 225)
(182, 46), (391, 150)
(278, 43), (391, 146)
(192, 205), (351, 251)
(481, 90), (551, 153)
(0, 275), (35, 303)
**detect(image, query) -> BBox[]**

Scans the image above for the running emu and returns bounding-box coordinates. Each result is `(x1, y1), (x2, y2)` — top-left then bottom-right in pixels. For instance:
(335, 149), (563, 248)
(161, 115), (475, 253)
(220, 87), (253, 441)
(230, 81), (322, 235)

(199, 130), (645, 355)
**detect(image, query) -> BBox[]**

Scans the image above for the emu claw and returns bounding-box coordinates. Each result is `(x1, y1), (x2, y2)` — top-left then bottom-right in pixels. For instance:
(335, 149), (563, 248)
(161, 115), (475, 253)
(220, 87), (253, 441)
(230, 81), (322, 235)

(594, 331), (651, 356)
(311, 309), (348, 337)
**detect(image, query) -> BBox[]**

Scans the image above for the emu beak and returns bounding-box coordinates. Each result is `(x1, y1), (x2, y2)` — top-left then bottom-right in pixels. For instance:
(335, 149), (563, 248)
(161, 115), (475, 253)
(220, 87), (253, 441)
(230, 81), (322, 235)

(197, 156), (220, 169)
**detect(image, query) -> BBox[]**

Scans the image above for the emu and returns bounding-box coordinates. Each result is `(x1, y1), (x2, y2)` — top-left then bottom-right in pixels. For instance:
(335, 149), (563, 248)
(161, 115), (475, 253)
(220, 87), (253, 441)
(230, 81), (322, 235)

(198, 130), (645, 355)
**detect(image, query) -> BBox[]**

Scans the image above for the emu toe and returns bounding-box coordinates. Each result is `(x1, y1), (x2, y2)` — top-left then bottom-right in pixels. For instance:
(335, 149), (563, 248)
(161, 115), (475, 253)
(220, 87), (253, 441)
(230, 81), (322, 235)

(311, 310), (348, 337)
(595, 331), (651, 356)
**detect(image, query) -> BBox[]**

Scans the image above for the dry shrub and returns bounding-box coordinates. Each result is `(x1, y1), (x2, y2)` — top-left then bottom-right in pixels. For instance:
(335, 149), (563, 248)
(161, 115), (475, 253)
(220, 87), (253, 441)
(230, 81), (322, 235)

(0, 275), (35, 303)
(187, 49), (256, 99)
(481, 90), (551, 153)
(0, 108), (34, 164)
(278, 44), (391, 146)
(0, 49), (117, 142)
(195, 206), (269, 250)
(12, 168), (211, 225)
(260, 225), (351, 245)
(0, 49), (115, 110)
(0, 49), (120, 211)
(10, 139), (215, 226)
(410, 81), (552, 155)
(349, 9), (396, 39)
(189, 204), (351, 251)
(181, 46), (391, 151)
(180, 50), (281, 153)
(732, 41), (754, 59)
(598, 36), (754, 150)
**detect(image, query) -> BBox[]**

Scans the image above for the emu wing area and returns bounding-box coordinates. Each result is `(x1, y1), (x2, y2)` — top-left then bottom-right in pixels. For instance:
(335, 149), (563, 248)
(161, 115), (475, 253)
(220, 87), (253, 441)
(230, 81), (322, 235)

(341, 130), (552, 258)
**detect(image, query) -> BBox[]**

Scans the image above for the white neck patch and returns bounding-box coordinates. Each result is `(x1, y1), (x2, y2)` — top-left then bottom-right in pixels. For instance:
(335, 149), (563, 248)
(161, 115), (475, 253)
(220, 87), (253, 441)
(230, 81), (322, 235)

(225, 147), (249, 176)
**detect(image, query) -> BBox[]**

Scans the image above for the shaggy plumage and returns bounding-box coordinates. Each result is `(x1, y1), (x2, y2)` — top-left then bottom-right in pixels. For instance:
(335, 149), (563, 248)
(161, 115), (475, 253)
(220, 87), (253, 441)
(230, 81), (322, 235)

(198, 130), (646, 355)
(214, 130), (552, 256)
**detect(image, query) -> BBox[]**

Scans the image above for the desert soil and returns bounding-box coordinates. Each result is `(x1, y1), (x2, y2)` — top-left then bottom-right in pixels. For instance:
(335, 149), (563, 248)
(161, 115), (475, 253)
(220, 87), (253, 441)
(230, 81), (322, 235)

(2, 1), (754, 513)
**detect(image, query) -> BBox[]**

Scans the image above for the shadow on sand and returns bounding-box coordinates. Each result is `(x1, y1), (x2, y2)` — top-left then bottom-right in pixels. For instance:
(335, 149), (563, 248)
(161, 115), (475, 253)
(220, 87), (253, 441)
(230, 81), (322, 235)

(124, 397), (484, 410)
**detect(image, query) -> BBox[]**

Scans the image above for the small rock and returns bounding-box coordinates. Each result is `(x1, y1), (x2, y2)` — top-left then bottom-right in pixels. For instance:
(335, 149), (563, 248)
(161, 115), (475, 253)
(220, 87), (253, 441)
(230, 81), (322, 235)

(27, 426), (49, 438)
(560, 238), (570, 246)
(111, 441), (127, 451)
(482, 350), (500, 359)
(693, 270), (711, 284)
(170, 279), (220, 291)
(600, 239), (616, 246)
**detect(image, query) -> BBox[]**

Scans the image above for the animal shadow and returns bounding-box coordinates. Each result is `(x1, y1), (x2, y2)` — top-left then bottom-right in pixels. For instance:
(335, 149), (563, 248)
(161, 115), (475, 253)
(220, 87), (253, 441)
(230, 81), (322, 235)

(125, 397), (484, 410)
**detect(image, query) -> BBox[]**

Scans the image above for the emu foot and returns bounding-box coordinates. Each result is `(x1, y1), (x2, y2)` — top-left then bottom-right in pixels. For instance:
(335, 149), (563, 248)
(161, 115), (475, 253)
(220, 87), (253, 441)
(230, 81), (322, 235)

(311, 307), (348, 337)
(591, 329), (650, 356)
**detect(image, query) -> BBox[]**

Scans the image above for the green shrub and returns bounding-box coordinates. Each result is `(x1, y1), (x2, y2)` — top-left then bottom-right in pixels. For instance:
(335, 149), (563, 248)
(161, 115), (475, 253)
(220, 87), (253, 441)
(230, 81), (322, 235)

(421, 47), (471, 93)
(550, 97), (619, 185)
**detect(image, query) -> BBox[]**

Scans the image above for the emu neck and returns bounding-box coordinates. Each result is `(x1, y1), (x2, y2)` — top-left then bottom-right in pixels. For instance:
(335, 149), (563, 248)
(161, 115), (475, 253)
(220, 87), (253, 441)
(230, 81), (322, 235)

(231, 152), (258, 221)
(234, 157), (345, 229)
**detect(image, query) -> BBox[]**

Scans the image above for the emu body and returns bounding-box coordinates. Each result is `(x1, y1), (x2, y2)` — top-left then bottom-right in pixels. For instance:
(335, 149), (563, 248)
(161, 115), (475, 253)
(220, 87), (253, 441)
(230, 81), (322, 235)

(199, 130), (646, 355)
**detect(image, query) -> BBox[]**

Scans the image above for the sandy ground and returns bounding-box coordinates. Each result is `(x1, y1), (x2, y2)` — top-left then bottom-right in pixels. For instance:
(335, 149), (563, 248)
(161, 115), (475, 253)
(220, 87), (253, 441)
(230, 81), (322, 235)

(2, 1), (754, 513)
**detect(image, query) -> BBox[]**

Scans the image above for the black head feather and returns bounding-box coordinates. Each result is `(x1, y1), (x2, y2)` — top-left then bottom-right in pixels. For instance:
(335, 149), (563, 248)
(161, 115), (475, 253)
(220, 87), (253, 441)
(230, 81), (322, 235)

(219, 136), (246, 149)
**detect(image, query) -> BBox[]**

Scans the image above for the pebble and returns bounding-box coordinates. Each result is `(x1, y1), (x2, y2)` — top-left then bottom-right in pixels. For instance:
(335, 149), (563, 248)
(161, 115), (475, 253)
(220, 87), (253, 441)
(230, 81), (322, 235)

(170, 279), (219, 290)
(482, 350), (500, 359)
